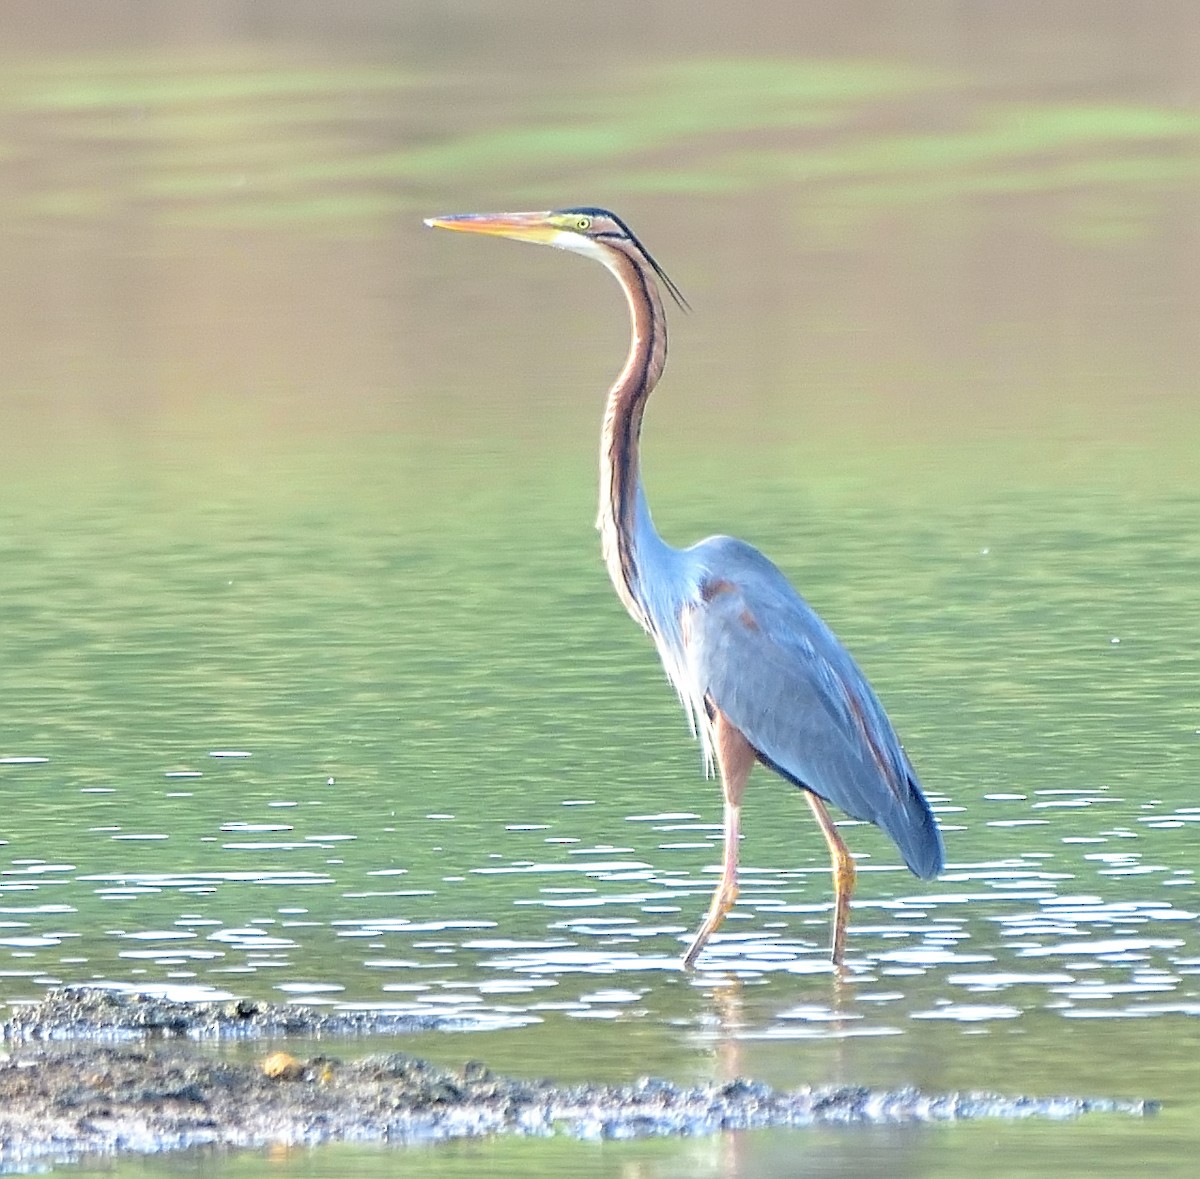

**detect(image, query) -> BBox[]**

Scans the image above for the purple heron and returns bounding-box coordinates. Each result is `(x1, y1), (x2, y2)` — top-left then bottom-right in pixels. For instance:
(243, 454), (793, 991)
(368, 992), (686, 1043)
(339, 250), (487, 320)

(425, 208), (944, 967)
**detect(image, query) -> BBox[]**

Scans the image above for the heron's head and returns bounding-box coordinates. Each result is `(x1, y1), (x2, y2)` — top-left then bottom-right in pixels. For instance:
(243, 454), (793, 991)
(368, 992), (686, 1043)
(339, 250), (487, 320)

(423, 207), (688, 310)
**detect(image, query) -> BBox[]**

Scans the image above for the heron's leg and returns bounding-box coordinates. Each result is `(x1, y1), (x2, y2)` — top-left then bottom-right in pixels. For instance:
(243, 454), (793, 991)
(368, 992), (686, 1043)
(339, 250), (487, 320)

(682, 709), (755, 968)
(804, 792), (857, 966)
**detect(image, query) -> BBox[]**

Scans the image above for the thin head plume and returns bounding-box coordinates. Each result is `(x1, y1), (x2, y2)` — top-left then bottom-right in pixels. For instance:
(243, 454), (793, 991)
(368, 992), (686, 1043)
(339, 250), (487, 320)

(564, 207), (691, 313)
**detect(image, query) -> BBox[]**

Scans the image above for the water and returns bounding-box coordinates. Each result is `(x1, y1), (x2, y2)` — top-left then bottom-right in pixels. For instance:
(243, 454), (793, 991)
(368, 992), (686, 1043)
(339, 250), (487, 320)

(1, 2), (1198, 1175)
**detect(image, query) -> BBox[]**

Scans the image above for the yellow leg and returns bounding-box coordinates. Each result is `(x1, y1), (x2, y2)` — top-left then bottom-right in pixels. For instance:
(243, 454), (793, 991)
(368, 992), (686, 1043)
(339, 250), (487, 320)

(804, 792), (857, 965)
(683, 710), (755, 969)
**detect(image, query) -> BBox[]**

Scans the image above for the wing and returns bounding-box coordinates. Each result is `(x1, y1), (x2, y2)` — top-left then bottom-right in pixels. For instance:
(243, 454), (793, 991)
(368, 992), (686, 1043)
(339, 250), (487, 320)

(682, 538), (943, 880)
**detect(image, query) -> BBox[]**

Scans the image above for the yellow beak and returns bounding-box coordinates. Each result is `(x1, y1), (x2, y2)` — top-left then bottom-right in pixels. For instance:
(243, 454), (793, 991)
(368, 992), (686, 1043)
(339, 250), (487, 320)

(423, 211), (560, 245)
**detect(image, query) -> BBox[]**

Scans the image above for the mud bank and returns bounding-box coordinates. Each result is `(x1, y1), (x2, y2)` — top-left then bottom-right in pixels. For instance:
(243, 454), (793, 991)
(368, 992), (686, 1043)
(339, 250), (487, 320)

(0, 988), (1155, 1171)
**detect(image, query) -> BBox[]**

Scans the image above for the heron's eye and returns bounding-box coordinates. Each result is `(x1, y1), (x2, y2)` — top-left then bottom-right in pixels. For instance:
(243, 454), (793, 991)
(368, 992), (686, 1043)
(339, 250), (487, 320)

(575, 215), (591, 231)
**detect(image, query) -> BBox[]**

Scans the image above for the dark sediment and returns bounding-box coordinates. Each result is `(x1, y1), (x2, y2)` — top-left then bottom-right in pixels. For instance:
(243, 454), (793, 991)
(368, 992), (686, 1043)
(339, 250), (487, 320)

(0, 987), (1156, 1170)
(3, 984), (457, 1042)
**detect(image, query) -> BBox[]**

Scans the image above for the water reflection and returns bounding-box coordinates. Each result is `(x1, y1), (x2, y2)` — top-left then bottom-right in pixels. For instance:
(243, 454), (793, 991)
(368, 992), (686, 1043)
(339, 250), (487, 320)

(1, 713), (1198, 1011)
(4, 788), (1195, 1045)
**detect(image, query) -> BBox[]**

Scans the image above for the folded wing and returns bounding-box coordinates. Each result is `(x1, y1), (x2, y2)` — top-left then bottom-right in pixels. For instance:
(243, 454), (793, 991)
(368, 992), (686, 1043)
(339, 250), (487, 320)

(682, 540), (943, 880)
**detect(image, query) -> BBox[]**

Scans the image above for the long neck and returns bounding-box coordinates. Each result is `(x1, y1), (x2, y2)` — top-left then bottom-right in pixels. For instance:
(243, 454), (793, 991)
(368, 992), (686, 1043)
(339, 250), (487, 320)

(597, 245), (669, 631)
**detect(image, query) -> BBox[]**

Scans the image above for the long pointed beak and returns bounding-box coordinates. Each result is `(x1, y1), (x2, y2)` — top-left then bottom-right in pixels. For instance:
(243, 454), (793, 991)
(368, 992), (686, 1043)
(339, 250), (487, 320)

(423, 211), (560, 245)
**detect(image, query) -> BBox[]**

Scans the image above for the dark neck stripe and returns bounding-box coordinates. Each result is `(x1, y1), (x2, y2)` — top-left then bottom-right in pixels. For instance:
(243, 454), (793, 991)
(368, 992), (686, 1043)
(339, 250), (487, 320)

(597, 242), (667, 630)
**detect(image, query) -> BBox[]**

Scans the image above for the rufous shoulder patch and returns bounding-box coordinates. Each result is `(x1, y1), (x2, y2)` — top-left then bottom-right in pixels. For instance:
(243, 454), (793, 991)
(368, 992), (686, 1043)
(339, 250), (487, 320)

(699, 576), (737, 602)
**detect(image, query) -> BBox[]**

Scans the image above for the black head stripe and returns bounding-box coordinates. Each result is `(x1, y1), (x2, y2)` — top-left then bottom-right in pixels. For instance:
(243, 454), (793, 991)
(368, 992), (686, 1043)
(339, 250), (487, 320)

(559, 207), (690, 313)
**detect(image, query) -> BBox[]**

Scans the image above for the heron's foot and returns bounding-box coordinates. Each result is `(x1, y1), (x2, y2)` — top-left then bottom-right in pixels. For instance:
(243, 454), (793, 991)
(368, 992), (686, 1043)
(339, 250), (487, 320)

(682, 879), (739, 969)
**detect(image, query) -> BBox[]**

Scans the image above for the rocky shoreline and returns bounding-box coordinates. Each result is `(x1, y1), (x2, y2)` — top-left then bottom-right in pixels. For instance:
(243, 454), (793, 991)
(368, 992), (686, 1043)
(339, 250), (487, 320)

(0, 987), (1156, 1171)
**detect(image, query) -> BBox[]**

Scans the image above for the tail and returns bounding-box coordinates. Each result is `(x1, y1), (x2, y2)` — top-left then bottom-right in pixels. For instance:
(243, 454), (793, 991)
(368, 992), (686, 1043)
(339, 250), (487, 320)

(879, 773), (944, 880)
(757, 750), (945, 880)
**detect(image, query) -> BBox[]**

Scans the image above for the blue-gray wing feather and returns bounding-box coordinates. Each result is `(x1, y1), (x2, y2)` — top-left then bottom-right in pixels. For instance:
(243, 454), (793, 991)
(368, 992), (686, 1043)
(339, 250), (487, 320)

(682, 537), (943, 879)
